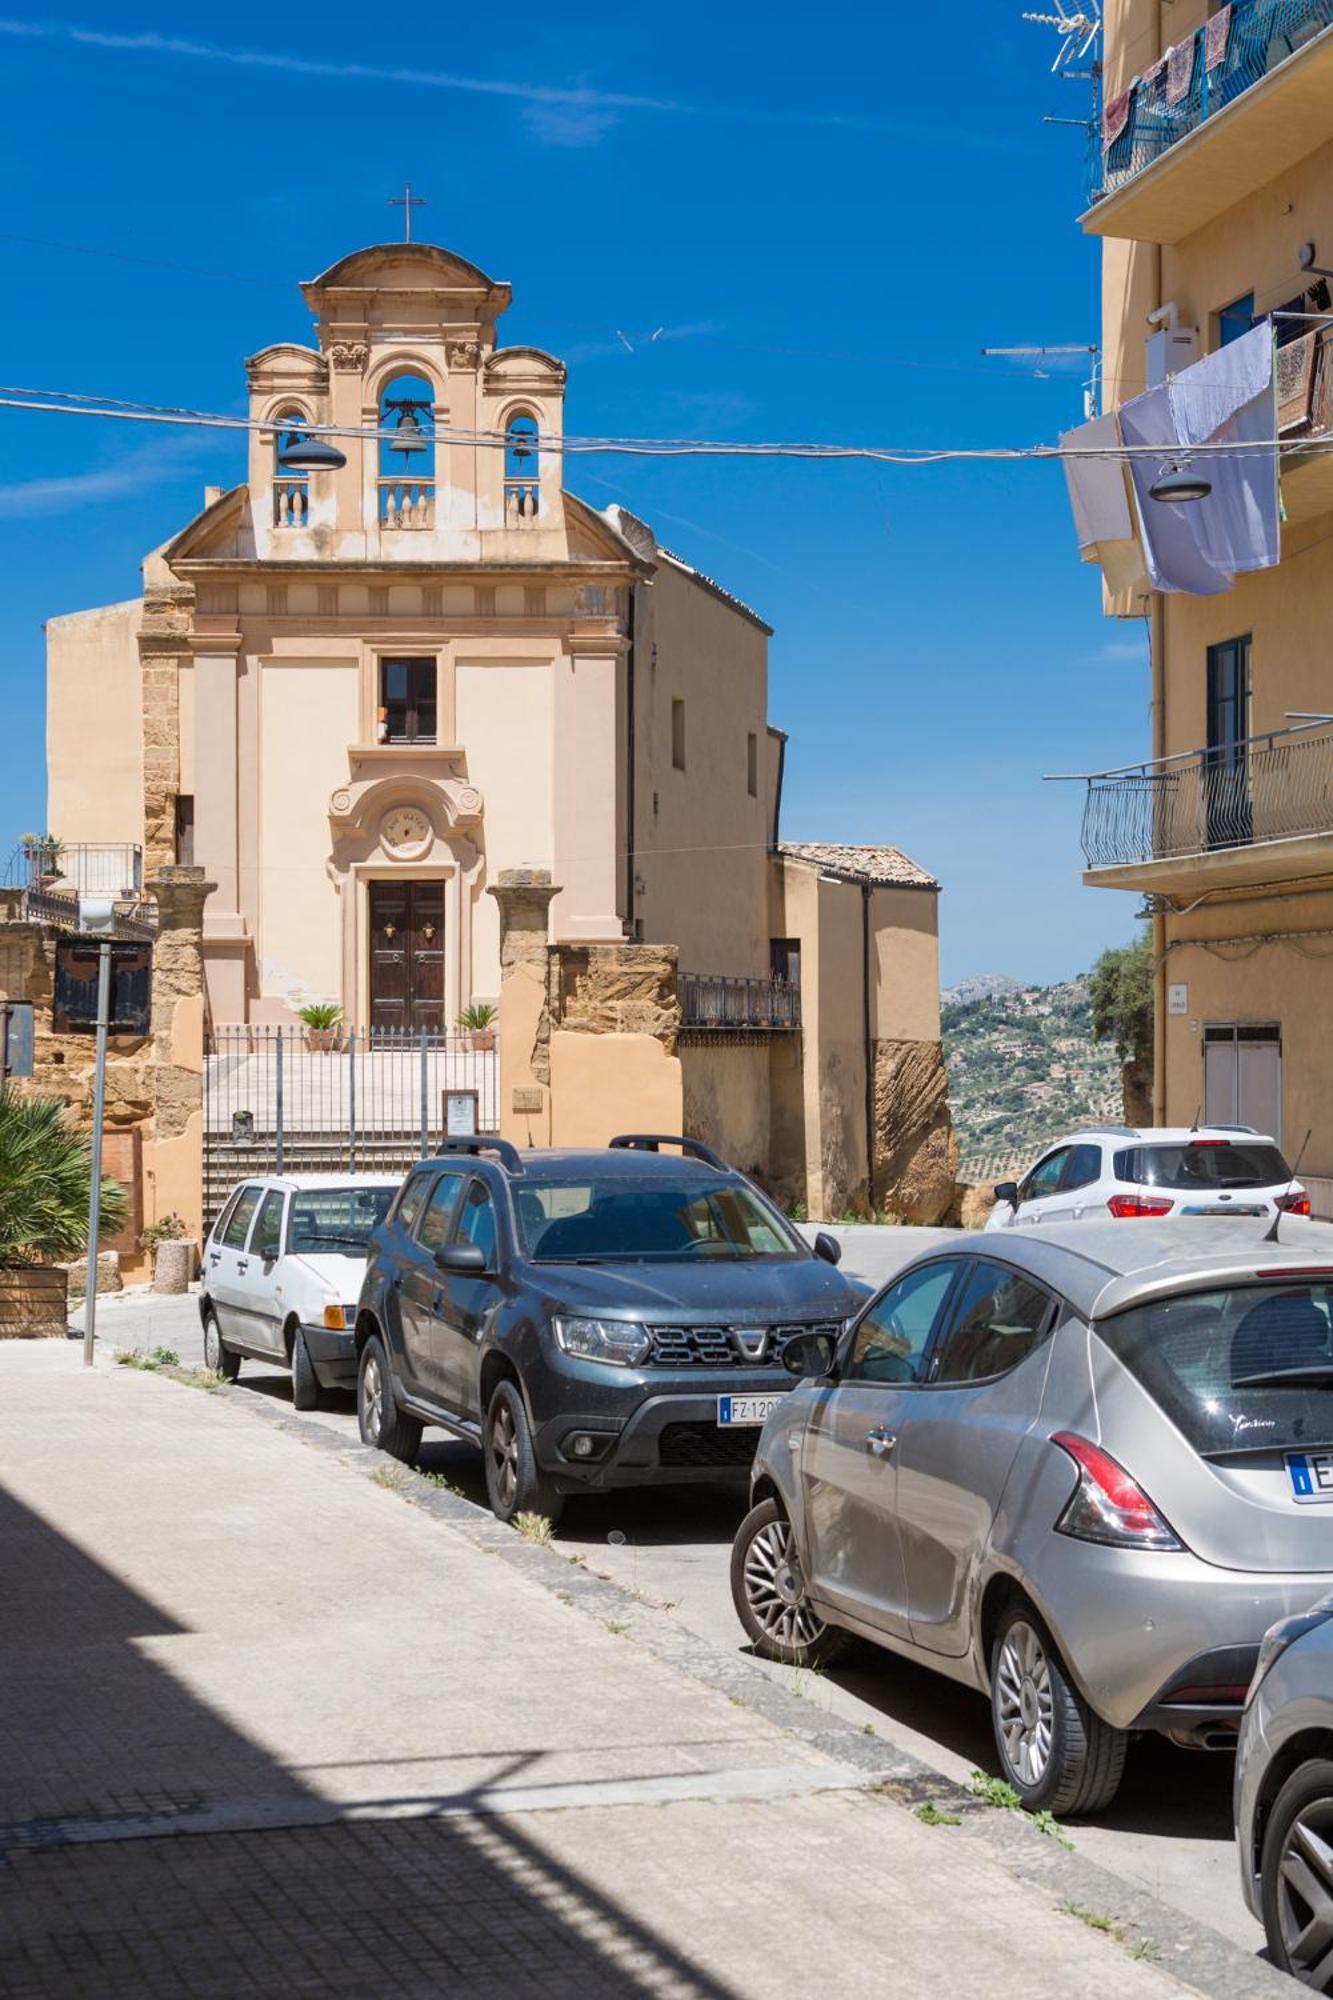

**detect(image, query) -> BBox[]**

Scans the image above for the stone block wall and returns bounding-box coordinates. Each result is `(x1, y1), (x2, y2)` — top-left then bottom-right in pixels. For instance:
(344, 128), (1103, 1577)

(872, 1038), (958, 1225)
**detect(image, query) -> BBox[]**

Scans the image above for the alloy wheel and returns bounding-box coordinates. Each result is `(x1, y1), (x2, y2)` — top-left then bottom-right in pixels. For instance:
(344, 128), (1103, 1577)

(995, 1620), (1055, 1790)
(1277, 1801), (1333, 1989)
(362, 1353), (383, 1444)
(742, 1516), (827, 1652)
(490, 1401), (518, 1509)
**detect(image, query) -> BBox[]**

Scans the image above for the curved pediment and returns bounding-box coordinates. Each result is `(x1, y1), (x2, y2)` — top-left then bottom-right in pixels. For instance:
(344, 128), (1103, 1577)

(303, 242), (511, 309)
(485, 345), (567, 386)
(244, 344), (328, 393)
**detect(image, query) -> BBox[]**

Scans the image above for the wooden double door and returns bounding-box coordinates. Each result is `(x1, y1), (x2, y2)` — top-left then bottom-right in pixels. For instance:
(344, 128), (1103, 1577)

(369, 881), (445, 1035)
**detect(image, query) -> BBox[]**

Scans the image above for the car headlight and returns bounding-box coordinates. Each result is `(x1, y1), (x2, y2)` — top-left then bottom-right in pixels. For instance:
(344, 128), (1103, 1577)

(551, 1315), (652, 1367)
(1249, 1595), (1333, 1703)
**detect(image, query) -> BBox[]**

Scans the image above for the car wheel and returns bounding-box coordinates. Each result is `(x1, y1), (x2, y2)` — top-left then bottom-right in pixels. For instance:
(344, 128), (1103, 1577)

(201, 1306), (240, 1383)
(357, 1334), (421, 1463)
(483, 1380), (563, 1527)
(990, 1604), (1127, 1817)
(290, 1326), (321, 1412)
(1261, 1758), (1333, 1988)
(730, 1498), (850, 1667)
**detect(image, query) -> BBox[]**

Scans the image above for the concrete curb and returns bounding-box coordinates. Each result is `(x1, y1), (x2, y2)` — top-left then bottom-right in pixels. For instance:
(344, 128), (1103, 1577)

(161, 1369), (1287, 2000)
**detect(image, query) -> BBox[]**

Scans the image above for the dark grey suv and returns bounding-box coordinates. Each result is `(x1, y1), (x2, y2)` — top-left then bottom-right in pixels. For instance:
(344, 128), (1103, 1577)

(354, 1134), (866, 1524)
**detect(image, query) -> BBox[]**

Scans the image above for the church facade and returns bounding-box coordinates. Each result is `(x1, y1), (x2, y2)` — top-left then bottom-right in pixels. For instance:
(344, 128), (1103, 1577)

(45, 239), (954, 1219)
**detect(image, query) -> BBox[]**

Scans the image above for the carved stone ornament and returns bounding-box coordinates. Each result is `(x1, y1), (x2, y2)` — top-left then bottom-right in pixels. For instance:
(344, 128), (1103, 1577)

(329, 788), (353, 816)
(448, 340), (480, 370)
(328, 342), (369, 372)
(380, 805), (433, 859)
(328, 761), (485, 838)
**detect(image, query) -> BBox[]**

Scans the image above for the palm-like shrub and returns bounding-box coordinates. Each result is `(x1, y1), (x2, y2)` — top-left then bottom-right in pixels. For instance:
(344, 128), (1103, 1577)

(0, 1092), (127, 1265)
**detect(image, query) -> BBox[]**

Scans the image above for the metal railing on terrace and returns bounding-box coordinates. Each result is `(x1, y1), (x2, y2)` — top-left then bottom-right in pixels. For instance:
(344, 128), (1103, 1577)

(1077, 720), (1333, 869)
(1095, 0), (1333, 203)
(0, 841), (156, 935)
(679, 973), (801, 1032)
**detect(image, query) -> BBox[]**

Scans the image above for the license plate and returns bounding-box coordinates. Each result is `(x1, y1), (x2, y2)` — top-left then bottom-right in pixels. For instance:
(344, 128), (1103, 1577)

(1287, 1451), (1333, 1503)
(718, 1394), (783, 1427)
(1181, 1204), (1266, 1217)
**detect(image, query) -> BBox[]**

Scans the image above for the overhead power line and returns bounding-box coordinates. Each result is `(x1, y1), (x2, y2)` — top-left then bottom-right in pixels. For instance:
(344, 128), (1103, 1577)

(0, 382), (1324, 466)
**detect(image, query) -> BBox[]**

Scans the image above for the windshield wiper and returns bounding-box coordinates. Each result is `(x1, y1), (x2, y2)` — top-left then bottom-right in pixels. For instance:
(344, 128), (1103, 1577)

(299, 1232), (367, 1251)
(1232, 1366), (1333, 1389)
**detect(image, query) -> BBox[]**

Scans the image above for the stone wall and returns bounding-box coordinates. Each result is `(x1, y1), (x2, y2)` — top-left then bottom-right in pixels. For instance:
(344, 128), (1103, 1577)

(872, 1037), (959, 1226)
(139, 580), (193, 875)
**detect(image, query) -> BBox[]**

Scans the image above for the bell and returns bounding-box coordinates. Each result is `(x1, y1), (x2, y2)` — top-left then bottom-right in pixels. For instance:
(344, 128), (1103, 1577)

(393, 407), (428, 457)
(278, 432), (347, 471)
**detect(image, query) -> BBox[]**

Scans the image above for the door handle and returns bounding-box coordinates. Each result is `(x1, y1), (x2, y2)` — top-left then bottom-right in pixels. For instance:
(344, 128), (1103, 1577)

(236, 1260), (249, 1275)
(864, 1426), (897, 1457)
(208, 1252), (220, 1266)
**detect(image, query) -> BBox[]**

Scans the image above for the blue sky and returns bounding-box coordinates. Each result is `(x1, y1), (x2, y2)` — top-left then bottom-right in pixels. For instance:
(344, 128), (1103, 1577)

(0, 1), (1151, 986)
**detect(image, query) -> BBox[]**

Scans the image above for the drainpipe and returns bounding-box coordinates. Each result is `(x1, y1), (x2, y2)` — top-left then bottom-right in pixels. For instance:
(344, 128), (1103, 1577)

(862, 881), (875, 1214)
(624, 585), (637, 933)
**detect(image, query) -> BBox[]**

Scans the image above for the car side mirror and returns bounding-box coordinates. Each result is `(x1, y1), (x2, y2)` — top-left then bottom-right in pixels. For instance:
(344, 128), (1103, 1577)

(781, 1329), (838, 1378)
(434, 1242), (488, 1275)
(993, 1181), (1021, 1211)
(812, 1230), (842, 1267)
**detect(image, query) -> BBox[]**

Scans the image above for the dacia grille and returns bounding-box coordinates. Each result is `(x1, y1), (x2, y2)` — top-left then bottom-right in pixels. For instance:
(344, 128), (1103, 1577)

(645, 1321), (842, 1368)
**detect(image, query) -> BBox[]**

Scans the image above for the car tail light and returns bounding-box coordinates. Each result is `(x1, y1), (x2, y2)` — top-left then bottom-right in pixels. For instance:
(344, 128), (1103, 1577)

(1277, 1192), (1312, 1216)
(1107, 1193), (1174, 1218)
(1051, 1432), (1182, 1551)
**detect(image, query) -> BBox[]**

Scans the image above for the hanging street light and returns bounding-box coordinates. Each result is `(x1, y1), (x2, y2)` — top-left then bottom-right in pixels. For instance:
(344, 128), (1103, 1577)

(1149, 459), (1212, 504)
(277, 431), (347, 471)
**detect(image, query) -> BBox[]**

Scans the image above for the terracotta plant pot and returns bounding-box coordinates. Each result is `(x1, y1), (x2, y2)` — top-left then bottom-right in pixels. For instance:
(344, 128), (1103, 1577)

(0, 1264), (69, 1339)
(469, 1029), (496, 1053)
(305, 1028), (341, 1053)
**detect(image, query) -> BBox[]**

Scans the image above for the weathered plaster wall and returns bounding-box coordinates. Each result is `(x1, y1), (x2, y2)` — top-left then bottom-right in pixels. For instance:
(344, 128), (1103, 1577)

(258, 659), (358, 1004)
(456, 659), (554, 999)
(47, 599), (144, 850)
(679, 1041), (771, 1182)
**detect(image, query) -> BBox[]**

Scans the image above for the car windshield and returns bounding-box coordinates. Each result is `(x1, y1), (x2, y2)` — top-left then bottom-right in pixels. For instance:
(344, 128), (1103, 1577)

(1113, 1142), (1290, 1190)
(1097, 1282), (1333, 1456)
(287, 1186), (395, 1256)
(517, 1175), (805, 1262)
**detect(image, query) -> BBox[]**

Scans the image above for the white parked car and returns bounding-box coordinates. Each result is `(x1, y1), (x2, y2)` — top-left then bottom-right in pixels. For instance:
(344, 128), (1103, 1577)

(986, 1126), (1309, 1230)
(201, 1174), (401, 1405)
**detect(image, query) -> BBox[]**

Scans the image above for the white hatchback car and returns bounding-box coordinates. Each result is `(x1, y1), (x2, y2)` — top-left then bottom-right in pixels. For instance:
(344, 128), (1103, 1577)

(201, 1174), (401, 1405)
(986, 1126), (1310, 1230)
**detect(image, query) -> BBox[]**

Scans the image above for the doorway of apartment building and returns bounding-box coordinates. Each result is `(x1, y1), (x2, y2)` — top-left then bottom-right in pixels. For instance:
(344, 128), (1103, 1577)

(369, 880), (445, 1034)
(1203, 1022), (1281, 1143)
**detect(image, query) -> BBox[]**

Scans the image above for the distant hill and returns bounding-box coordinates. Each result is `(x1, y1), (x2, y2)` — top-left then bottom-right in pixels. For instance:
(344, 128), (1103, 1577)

(943, 977), (1124, 1183)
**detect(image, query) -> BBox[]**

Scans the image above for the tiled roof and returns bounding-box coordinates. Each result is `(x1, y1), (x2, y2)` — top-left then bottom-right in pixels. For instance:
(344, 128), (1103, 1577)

(779, 841), (938, 890)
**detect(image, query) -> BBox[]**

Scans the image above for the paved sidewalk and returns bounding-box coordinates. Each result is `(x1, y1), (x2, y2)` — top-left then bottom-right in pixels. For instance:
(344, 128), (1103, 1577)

(0, 1340), (1219, 1999)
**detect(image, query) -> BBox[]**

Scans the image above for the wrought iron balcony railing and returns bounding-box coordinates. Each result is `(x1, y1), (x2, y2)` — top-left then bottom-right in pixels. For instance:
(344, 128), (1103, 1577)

(1095, 0), (1333, 204)
(1076, 721), (1333, 869)
(679, 972), (801, 1032)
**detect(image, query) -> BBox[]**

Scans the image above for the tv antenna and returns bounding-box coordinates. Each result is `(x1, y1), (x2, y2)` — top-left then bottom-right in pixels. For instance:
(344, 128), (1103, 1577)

(1023, 5), (1101, 76)
(981, 343), (1102, 421)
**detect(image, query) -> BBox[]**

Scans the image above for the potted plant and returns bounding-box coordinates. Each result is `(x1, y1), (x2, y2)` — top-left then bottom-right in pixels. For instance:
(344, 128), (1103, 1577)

(457, 1001), (497, 1052)
(0, 1092), (126, 1337)
(139, 1212), (196, 1294)
(19, 832), (63, 889)
(300, 1001), (344, 1053)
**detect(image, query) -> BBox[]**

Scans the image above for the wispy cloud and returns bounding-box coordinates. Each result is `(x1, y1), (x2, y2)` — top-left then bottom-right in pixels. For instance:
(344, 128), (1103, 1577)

(0, 433), (213, 519)
(0, 18), (1033, 152)
(520, 102), (620, 149)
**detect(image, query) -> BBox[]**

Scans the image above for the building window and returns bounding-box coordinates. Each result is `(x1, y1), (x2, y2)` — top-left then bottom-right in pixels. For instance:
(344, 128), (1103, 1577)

(380, 658), (437, 744)
(672, 699), (686, 771)
(747, 732), (758, 797)
(272, 406), (310, 529)
(505, 412), (540, 523)
(770, 938), (801, 987)
(174, 796), (194, 865)
(378, 372), (435, 528)
(1217, 293), (1255, 348)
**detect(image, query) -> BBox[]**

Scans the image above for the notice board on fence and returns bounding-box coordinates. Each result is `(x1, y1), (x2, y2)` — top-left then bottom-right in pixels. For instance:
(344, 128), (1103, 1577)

(53, 940), (153, 1036)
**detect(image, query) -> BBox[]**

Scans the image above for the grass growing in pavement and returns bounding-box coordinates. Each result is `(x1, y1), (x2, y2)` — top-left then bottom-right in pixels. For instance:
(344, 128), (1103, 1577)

(114, 1346), (180, 1371)
(1061, 1902), (1124, 1939)
(370, 1464), (406, 1490)
(514, 1512), (554, 1545)
(179, 1367), (228, 1393)
(914, 1802), (963, 1827)
(417, 1470), (467, 1497)
(969, 1770), (1073, 1848)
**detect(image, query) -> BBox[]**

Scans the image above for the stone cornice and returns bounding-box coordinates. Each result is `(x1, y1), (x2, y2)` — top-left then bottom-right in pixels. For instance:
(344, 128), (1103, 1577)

(168, 557), (644, 581)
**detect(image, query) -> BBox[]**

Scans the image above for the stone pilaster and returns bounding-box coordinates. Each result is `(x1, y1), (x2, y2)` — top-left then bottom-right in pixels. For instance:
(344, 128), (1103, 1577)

(138, 581), (193, 876)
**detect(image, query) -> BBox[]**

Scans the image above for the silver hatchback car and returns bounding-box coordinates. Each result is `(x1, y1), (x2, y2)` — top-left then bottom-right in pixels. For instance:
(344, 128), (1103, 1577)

(731, 1220), (1333, 1817)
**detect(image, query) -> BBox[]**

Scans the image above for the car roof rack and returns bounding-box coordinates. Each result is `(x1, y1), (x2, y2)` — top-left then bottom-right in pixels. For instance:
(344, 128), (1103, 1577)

(431, 1137), (525, 1175)
(609, 1133), (730, 1173)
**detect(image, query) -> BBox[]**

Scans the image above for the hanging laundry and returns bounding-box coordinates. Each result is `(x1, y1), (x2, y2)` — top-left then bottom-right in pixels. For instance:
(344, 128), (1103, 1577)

(1205, 5), (1233, 70)
(1103, 88), (1133, 146)
(1120, 323), (1278, 595)
(1141, 55), (1168, 94)
(1312, 330), (1333, 436)
(1277, 332), (1318, 431)
(1061, 415), (1151, 600)
(1166, 37), (1197, 105)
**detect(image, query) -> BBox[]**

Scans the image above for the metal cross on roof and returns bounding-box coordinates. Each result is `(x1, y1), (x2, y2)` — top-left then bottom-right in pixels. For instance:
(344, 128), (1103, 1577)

(389, 182), (427, 243)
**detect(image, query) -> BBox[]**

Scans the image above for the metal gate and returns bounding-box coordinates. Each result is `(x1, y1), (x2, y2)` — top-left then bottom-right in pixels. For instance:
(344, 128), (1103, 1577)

(204, 1026), (499, 1221)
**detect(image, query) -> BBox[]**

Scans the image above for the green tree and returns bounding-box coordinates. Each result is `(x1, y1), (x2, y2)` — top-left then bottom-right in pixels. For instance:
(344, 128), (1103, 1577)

(1087, 932), (1153, 1067)
(0, 1092), (127, 1265)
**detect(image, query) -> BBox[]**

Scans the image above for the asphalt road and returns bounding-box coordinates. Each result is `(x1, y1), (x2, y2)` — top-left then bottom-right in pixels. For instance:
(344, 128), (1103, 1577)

(87, 1277), (1260, 1962)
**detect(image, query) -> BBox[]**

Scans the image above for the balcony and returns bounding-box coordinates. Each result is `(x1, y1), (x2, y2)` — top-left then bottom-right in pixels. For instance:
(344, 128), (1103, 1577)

(504, 478), (541, 527)
(272, 478), (309, 529)
(378, 478), (435, 530)
(1, 842), (156, 935)
(679, 972), (801, 1033)
(1076, 720), (1333, 892)
(1086, 0), (1333, 244)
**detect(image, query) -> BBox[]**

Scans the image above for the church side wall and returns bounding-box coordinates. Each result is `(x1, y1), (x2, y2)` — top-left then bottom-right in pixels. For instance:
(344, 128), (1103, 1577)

(455, 657), (554, 1003)
(47, 599), (144, 849)
(256, 658), (359, 1009)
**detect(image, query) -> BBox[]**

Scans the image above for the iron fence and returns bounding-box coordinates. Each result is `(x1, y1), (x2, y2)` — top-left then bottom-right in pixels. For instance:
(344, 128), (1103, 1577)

(1095, 0), (1333, 204)
(204, 1026), (499, 1218)
(679, 972), (801, 1031)
(1079, 721), (1333, 869)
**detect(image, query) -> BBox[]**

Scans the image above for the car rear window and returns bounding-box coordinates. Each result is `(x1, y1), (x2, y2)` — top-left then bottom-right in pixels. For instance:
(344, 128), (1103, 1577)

(1113, 1142), (1290, 1190)
(288, 1186), (396, 1256)
(517, 1175), (805, 1262)
(1097, 1282), (1333, 1456)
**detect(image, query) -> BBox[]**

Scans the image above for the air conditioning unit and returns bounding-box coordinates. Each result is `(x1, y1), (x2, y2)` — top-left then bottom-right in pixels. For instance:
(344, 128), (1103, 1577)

(1146, 326), (1199, 387)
